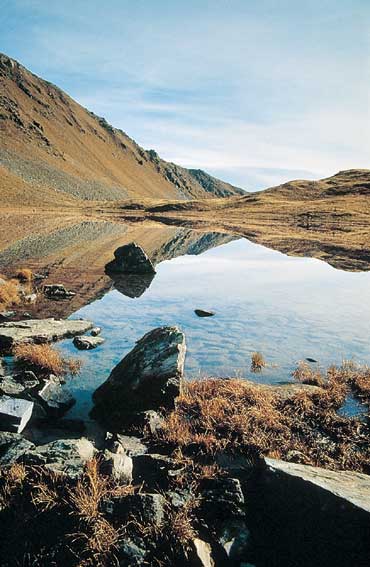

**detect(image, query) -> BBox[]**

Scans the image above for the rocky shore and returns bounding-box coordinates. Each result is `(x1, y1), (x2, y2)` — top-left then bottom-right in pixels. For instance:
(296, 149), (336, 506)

(0, 318), (369, 566)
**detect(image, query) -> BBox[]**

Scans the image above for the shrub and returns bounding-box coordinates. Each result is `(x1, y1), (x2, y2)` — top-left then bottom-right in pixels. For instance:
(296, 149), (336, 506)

(13, 343), (82, 377)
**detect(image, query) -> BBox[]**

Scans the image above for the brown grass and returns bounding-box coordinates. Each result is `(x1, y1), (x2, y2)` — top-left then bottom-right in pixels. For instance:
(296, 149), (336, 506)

(13, 343), (82, 377)
(15, 268), (33, 282)
(0, 277), (21, 308)
(156, 366), (370, 472)
(69, 459), (108, 519)
(251, 351), (266, 372)
(292, 360), (325, 387)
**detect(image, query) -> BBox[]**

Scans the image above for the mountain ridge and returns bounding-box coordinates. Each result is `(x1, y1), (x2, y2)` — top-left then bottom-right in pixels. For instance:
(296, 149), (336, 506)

(0, 52), (244, 206)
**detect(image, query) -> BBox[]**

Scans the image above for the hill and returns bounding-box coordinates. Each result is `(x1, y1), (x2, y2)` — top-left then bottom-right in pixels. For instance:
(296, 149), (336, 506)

(0, 53), (244, 207)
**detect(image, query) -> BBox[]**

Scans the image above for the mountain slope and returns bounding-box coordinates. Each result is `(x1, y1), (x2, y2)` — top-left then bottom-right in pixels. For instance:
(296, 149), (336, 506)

(0, 53), (244, 206)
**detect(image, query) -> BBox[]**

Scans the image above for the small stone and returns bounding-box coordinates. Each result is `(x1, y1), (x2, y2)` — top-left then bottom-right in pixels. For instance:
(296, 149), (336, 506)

(0, 376), (26, 395)
(132, 453), (184, 489)
(90, 326), (102, 336)
(0, 431), (35, 465)
(73, 335), (105, 350)
(191, 539), (215, 567)
(0, 396), (34, 433)
(103, 493), (166, 528)
(195, 309), (215, 317)
(306, 357), (318, 363)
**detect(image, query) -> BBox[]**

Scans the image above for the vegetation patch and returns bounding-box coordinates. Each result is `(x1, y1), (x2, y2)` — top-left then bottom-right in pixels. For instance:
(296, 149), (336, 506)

(156, 365), (370, 473)
(13, 343), (82, 377)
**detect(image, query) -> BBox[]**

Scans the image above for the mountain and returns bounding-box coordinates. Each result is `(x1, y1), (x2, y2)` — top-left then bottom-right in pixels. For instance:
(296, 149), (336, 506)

(0, 53), (244, 207)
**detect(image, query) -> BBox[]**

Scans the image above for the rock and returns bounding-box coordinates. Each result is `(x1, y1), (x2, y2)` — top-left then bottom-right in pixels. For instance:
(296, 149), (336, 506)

(0, 358), (6, 376)
(43, 284), (76, 299)
(73, 335), (105, 350)
(115, 434), (148, 457)
(22, 312), (32, 318)
(306, 357), (318, 363)
(110, 272), (155, 298)
(0, 376), (27, 395)
(247, 457), (370, 567)
(0, 318), (94, 352)
(103, 493), (166, 528)
(24, 293), (37, 304)
(90, 326), (101, 336)
(219, 520), (251, 562)
(190, 539), (215, 567)
(115, 536), (147, 566)
(132, 453), (184, 489)
(106, 242), (156, 274)
(21, 438), (95, 478)
(0, 396), (34, 433)
(0, 431), (35, 465)
(195, 309), (215, 317)
(92, 326), (186, 429)
(37, 379), (75, 417)
(0, 311), (15, 320)
(103, 443), (133, 483)
(199, 477), (245, 529)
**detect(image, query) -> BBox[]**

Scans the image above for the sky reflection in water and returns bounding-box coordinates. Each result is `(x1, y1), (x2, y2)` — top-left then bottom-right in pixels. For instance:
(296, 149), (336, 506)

(59, 238), (370, 417)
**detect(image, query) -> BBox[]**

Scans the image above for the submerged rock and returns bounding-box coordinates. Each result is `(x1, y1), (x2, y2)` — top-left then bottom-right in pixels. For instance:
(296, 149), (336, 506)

(0, 396), (34, 433)
(90, 326), (102, 336)
(0, 318), (94, 352)
(106, 242), (156, 274)
(195, 309), (215, 317)
(73, 335), (105, 350)
(92, 326), (186, 429)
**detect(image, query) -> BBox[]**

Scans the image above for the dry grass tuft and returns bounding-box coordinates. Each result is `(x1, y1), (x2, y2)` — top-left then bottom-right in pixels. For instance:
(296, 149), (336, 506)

(0, 278), (21, 308)
(69, 459), (108, 520)
(251, 351), (266, 372)
(15, 268), (33, 282)
(292, 361), (325, 387)
(13, 343), (82, 377)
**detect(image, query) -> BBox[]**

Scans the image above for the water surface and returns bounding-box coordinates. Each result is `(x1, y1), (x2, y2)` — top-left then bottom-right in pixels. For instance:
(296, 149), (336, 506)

(58, 238), (370, 417)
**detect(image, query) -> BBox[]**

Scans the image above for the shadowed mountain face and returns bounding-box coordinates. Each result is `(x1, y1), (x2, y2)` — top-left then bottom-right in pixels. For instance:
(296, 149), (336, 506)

(0, 53), (244, 207)
(0, 214), (237, 317)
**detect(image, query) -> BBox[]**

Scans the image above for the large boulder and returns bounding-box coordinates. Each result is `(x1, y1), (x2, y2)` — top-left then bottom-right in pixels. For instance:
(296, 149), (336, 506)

(105, 242), (156, 274)
(0, 318), (94, 352)
(92, 326), (186, 429)
(247, 457), (370, 567)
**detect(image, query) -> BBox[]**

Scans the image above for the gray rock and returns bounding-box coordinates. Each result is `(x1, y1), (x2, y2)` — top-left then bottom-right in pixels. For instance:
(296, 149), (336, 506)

(115, 434), (148, 457)
(22, 438), (95, 478)
(0, 376), (26, 395)
(90, 326), (102, 336)
(103, 493), (166, 528)
(43, 284), (76, 299)
(199, 477), (245, 529)
(106, 242), (156, 274)
(190, 538), (215, 567)
(132, 453), (184, 489)
(0, 431), (35, 465)
(0, 358), (5, 376)
(37, 379), (75, 417)
(195, 309), (215, 317)
(0, 311), (15, 320)
(92, 326), (186, 429)
(0, 318), (94, 351)
(248, 457), (370, 566)
(0, 396), (34, 433)
(103, 444), (133, 483)
(73, 335), (105, 350)
(115, 537), (147, 566)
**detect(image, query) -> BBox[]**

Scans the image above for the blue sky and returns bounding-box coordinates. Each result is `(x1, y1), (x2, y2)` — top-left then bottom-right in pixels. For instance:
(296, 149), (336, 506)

(1, 0), (369, 190)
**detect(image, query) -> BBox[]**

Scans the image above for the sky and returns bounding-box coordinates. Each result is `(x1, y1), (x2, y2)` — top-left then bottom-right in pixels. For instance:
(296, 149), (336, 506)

(1, 0), (369, 190)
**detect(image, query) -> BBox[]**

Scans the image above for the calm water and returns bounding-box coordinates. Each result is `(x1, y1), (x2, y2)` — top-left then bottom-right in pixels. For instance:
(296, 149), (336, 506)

(57, 238), (370, 418)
